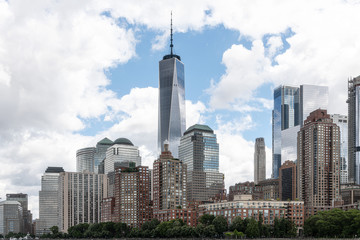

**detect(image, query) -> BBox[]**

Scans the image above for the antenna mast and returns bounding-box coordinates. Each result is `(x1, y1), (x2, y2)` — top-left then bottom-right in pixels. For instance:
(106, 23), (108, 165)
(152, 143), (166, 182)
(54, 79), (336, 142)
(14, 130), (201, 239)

(170, 11), (173, 56)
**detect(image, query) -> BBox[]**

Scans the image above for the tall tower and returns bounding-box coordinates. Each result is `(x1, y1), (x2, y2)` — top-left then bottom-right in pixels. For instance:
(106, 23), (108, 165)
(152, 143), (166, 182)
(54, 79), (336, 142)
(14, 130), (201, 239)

(158, 13), (186, 157)
(347, 75), (360, 184)
(297, 109), (341, 207)
(254, 137), (266, 184)
(272, 84), (328, 179)
(37, 167), (64, 235)
(179, 124), (224, 202)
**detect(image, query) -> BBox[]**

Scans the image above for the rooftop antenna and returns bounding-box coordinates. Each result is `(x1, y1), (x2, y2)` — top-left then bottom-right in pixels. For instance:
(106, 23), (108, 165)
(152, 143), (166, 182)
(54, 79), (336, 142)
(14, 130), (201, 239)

(170, 11), (173, 56)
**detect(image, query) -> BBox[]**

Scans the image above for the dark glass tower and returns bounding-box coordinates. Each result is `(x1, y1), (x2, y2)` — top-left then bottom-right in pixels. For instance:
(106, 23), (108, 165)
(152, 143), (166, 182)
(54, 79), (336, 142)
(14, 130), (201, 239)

(158, 15), (186, 157)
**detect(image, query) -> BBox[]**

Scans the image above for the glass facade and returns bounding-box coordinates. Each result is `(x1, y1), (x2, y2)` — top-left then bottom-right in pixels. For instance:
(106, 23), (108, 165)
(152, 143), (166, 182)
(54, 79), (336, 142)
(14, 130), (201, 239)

(103, 143), (141, 175)
(158, 57), (186, 157)
(179, 124), (224, 202)
(272, 86), (299, 179)
(299, 85), (329, 127)
(272, 84), (329, 179)
(76, 147), (95, 173)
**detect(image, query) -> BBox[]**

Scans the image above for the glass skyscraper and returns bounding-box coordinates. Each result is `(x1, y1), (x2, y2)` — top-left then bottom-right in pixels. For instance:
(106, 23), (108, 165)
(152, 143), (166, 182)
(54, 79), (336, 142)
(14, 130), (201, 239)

(272, 86), (299, 179)
(179, 124), (224, 202)
(272, 84), (328, 179)
(347, 75), (360, 184)
(158, 20), (186, 158)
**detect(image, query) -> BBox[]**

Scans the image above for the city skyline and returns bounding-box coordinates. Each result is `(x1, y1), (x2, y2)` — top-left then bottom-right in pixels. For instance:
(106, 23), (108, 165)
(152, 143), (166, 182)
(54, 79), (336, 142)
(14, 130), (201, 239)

(1, 0), (360, 219)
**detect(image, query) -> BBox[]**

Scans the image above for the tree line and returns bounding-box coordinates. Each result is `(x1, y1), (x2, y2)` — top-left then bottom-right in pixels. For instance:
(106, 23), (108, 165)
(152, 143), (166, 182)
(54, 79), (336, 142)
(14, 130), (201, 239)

(40, 214), (296, 239)
(304, 208), (360, 238)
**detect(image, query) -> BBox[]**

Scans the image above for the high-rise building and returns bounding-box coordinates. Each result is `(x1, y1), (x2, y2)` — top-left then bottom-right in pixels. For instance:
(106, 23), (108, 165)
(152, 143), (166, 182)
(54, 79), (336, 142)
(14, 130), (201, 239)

(103, 138), (141, 175)
(158, 17), (186, 158)
(94, 138), (113, 173)
(6, 193), (32, 234)
(272, 84), (328, 178)
(153, 143), (196, 225)
(297, 109), (341, 207)
(153, 142), (187, 210)
(330, 114), (348, 184)
(254, 138), (266, 184)
(279, 160), (297, 201)
(76, 147), (95, 173)
(0, 201), (23, 235)
(179, 124), (224, 202)
(58, 171), (108, 232)
(105, 165), (151, 228)
(36, 167), (64, 235)
(76, 138), (113, 173)
(347, 75), (360, 184)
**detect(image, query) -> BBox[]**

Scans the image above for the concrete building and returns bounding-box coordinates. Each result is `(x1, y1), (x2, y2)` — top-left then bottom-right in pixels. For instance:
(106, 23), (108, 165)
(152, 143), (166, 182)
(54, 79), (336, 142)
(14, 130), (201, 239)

(330, 114), (348, 184)
(6, 193), (32, 234)
(101, 165), (151, 228)
(347, 75), (360, 184)
(199, 200), (305, 228)
(297, 109), (341, 207)
(340, 184), (360, 205)
(36, 167), (64, 235)
(272, 85), (328, 179)
(153, 143), (196, 225)
(158, 17), (186, 158)
(257, 179), (280, 200)
(58, 171), (108, 232)
(179, 124), (224, 202)
(254, 138), (266, 184)
(0, 201), (23, 235)
(279, 161), (297, 201)
(103, 138), (141, 175)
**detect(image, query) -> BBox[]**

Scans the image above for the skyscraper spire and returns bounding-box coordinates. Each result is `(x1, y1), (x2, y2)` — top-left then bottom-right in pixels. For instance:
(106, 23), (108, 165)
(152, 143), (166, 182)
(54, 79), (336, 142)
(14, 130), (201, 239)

(170, 11), (173, 56)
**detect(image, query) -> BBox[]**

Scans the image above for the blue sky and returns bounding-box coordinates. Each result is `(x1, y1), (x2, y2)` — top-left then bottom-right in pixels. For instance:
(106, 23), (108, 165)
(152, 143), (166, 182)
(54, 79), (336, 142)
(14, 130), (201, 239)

(1, 0), (360, 218)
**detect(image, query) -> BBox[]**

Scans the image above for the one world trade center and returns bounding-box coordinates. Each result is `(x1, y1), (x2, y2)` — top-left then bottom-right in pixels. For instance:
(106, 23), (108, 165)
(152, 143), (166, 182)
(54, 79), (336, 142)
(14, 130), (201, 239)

(158, 15), (186, 157)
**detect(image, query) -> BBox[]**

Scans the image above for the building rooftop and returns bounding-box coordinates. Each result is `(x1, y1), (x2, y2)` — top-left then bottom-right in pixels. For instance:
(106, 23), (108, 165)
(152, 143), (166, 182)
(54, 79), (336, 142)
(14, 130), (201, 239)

(97, 137), (113, 146)
(45, 167), (65, 173)
(184, 124), (213, 135)
(113, 138), (134, 146)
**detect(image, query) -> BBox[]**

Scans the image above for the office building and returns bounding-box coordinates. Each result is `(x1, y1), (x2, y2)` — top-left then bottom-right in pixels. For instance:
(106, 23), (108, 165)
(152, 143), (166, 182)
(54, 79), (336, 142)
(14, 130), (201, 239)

(347, 75), (360, 184)
(272, 85), (328, 179)
(94, 138), (113, 173)
(0, 201), (23, 235)
(199, 200), (305, 228)
(103, 138), (141, 174)
(76, 147), (95, 173)
(279, 160), (297, 201)
(158, 17), (186, 158)
(6, 193), (32, 234)
(76, 138), (113, 173)
(330, 114), (348, 184)
(101, 165), (151, 227)
(36, 167), (64, 235)
(179, 124), (224, 202)
(254, 138), (266, 184)
(58, 171), (108, 232)
(297, 109), (341, 207)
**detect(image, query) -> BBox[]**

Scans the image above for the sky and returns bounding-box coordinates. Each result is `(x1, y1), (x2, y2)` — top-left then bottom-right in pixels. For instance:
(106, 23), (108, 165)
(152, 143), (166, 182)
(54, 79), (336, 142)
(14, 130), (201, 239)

(0, 0), (360, 219)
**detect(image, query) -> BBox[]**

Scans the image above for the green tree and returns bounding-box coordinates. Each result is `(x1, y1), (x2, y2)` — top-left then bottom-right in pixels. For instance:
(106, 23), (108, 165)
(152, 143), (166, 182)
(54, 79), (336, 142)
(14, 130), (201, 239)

(198, 213), (215, 226)
(245, 218), (260, 238)
(229, 216), (243, 232)
(213, 215), (228, 236)
(204, 225), (217, 238)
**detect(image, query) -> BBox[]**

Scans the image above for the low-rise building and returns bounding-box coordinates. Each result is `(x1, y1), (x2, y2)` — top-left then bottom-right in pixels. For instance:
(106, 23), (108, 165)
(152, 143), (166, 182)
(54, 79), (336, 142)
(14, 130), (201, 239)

(199, 200), (304, 228)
